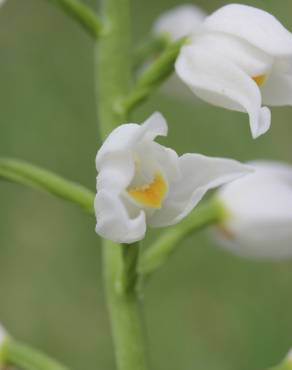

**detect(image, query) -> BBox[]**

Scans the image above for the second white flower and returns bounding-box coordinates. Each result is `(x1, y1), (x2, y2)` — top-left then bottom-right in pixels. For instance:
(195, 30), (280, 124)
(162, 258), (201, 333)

(175, 4), (292, 138)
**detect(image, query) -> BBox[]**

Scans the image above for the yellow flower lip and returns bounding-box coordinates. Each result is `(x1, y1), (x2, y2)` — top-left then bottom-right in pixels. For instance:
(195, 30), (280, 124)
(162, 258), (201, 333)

(127, 173), (168, 209)
(252, 74), (266, 87)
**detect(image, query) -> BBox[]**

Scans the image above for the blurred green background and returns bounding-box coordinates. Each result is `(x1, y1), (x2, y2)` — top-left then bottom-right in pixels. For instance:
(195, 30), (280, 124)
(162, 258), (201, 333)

(1, 0), (292, 369)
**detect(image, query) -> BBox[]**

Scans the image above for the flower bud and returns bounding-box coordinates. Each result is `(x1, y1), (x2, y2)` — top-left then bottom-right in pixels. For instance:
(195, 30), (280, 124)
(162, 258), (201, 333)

(215, 161), (292, 259)
(153, 4), (206, 42)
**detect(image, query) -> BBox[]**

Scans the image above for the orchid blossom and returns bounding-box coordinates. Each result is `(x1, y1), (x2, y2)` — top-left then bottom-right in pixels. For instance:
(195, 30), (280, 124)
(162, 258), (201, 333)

(94, 112), (250, 243)
(176, 4), (292, 138)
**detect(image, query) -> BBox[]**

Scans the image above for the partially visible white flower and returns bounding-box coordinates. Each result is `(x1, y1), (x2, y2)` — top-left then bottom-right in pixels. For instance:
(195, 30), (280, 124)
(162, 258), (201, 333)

(0, 0), (7, 6)
(153, 4), (207, 42)
(176, 4), (292, 138)
(0, 325), (9, 365)
(94, 112), (250, 244)
(0, 326), (6, 344)
(214, 161), (292, 259)
(286, 349), (292, 363)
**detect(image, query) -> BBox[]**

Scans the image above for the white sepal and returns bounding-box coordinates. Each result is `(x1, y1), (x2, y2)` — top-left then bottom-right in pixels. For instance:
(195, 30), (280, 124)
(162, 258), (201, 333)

(150, 154), (252, 226)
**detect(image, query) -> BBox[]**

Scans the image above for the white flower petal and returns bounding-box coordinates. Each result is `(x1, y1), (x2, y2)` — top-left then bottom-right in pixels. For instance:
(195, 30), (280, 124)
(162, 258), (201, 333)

(147, 141), (181, 182)
(249, 160), (292, 180)
(149, 154), (251, 226)
(190, 33), (273, 76)
(95, 190), (146, 243)
(96, 112), (167, 169)
(261, 72), (292, 106)
(96, 124), (142, 169)
(204, 4), (292, 57)
(220, 179), (292, 222)
(218, 161), (292, 221)
(175, 44), (271, 138)
(153, 4), (207, 41)
(96, 151), (135, 192)
(141, 111), (168, 140)
(215, 221), (292, 260)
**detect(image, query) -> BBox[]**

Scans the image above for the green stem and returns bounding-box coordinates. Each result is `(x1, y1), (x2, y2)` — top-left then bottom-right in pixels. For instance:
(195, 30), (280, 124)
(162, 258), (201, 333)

(3, 339), (70, 370)
(120, 37), (187, 115)
(96, 0), (132, 137)
(0, 158), (94, 215)
(120, 243), (140, 293)
(47, 0), (103, 38)
(139, 198), (225, 277)
(102, 241), (148, 370)
(96, 0), (148, 369)
(133, 35), (169, 70)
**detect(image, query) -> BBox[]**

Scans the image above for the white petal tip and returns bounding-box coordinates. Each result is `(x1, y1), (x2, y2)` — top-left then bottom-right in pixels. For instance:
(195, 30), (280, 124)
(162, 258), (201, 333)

(143, 111), (168, 137)
(95, 222), (145, 244)
(94, 191), (146, 244)
(251, 107), (271, 139)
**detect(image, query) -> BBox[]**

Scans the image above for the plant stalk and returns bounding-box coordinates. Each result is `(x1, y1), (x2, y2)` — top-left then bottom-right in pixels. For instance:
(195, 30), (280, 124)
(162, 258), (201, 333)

(102, 241), (148, 370)
(96, 0), (148, 368)
(2, 339), (69, 370)
(47, 0), (103, 38)
(139, 198), (225, 277)
(0, 158), (94, 215)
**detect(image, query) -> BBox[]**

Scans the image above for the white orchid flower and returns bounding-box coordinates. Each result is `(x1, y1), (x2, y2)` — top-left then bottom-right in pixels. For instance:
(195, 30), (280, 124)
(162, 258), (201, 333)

(94, 112), (250, 244)
(175, 4), (292, 139)
(153, 4), (207, 42)
(215, 161), (292, 259)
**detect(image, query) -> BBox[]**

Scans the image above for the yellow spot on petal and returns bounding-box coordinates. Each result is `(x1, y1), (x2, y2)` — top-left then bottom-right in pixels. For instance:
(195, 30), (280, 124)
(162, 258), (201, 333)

(127, 173), (167, 209)
(252, 74), (266, 86)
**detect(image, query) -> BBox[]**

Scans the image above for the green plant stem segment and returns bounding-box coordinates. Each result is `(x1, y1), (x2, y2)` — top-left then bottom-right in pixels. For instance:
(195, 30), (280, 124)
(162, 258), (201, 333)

(121, 37), (187, 114)
(0, 158), (94, 215)
(2, 339), (70, 370)
(102, 241), (148, 370)
(139, 198), (226, 277)
(47, 0), (103, 38)
(96, 0), (148, 368)
(133, 35), (169, 70)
